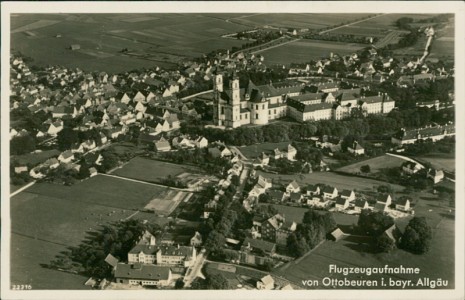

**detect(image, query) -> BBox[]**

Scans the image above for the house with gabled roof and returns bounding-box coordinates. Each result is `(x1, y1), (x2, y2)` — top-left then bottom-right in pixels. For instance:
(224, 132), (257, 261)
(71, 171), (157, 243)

(354, 199), (369, 213)
(154, 137), (171, 152)
(402, 161), (423, 175)
(395, 197), (411, 212)
(307, 184), (320, 196)
(335, 197), (350, 210)
(427, 168), (444, 184)
(340, 189), (355, 202)
(58, 150), (74, 163)
(347, 141), (364, 155)
(286, 180), (300, 193)
(322, 186), (338, 199)
(257, 275), (274, 290)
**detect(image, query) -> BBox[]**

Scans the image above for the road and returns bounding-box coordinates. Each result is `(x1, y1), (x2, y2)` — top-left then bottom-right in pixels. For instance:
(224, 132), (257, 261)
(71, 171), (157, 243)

(99, 173), (194, 192)
(229, 146), (248, 161)
(183, 251), (206, 287)
(10, 181), (36, 197)
(250, 38), (299, 55)
(319, 14), (386, 35)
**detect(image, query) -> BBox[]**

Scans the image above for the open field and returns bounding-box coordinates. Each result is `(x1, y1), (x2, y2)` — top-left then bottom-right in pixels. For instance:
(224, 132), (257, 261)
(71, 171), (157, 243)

(239, 142), (291, 159)
(144, 190), (193, 215)
(416, 153), (455, 173)
(11, 14), (249, 73)
(229, 13), (373, 29)
(256, 170), (404, 192)
(25, 174), (167, 209)
(259, 39), (365, 65)
(11, 234), (90, 289)
(273, 187), (454, 289)
(10, 175), (176, 288)
(337, 154), (406, 174)
(113, 157), (205, 185)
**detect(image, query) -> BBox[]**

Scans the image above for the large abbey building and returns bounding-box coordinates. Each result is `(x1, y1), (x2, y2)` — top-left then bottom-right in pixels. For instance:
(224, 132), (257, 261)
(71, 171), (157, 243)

(212, 74), (395, 128)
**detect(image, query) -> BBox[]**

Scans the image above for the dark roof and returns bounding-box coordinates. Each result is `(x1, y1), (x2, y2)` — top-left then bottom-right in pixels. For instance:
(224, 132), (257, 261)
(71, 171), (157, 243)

(267, 190), (285, 200)
(340, 189), (353, 197)
(354, 199), (368, 208)
(336, 197), (348, 205)
(159, 245), (194, 257)
(396, 197), (410, 206)
(114, 263), (171, 281)
(128, 244), (158, 255)
(287, 98), (333, 113)
(393, 124), (455, 141)
(242, 237), (276, 253)
(322, 186), (336, 194)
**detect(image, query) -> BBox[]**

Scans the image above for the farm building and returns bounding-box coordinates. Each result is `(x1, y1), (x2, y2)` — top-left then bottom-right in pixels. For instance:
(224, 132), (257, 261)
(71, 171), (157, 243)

(69, 44), (81, 50)
(114, 263), (172, 286)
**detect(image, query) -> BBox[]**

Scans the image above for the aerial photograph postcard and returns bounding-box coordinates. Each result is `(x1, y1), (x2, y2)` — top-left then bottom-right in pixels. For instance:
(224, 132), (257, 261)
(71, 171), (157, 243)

(1, 1), (464, 300)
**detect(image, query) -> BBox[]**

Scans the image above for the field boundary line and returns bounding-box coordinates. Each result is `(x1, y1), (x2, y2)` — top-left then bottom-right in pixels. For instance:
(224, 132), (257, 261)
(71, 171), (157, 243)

(10, 181), (36, 197)
(319, 14), (387, 35)
(100, 173), (194, 192)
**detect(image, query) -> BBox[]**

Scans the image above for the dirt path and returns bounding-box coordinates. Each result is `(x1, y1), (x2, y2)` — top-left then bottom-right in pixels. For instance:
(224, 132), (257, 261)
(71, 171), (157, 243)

(319, 14), (386, 35)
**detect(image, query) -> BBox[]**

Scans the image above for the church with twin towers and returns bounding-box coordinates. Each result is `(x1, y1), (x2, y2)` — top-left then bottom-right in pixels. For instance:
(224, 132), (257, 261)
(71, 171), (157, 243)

(212, 74), (395, 129)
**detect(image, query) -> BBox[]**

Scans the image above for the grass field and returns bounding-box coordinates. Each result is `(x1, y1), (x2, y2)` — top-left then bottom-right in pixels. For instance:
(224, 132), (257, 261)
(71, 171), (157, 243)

(259, 39), (365, 65)
(113, 157), (203, 184)
(416, 153), (455, 173)
(144, 190), (193, 215)
(273, 187), (455, 289)
(11, 234), (91, 289)
(337, 154), (406, 174)
(10, 175), (176, 289)
(239, 142), (291, 159)
(256, 170), (404, 192)
(229, 13), (372, 29)
(11, 14), (249, 73)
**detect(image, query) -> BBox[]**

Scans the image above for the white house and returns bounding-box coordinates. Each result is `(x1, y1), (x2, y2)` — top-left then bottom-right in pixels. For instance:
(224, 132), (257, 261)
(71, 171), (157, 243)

(257, 275), (274, 290)
(286, 180), (300, 193)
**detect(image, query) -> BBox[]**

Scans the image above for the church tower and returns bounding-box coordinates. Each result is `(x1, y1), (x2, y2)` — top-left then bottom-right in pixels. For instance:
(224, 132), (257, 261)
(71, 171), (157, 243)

(214, 74), (223, 92)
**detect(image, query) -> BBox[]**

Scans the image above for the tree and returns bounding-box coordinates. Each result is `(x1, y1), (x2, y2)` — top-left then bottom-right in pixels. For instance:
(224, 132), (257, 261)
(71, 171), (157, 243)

(376, 234), (395, 252)
(57, 127), (79, 151)
(400, 217), (432, 254)
(357, 210), (394, 236)
(287, 233), (310, 257)
(205, 273), (229, 289)
(175, 278), (185, 289)
(10, 135), (36, 155)
(360, 165), (371, 173)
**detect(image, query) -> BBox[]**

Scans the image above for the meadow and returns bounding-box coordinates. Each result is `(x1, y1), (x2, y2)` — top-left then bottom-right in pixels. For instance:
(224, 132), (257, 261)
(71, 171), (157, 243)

(336, 154), (406, 174)
(11, 13), (249, 73)
(113, 157), (203, 183)
(259, 39), (365, 65)
(10, 175), (174, 288)
(416, 153), (455, 173)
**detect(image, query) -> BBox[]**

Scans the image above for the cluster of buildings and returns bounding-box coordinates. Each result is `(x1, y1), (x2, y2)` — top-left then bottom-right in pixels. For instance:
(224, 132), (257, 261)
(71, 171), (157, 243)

(106, 230), (201, 287)
(256, 179), (412, 214)
(213, 74), (395, 128)
(391, 123), (455, 145)
(251, 144), (297, 167)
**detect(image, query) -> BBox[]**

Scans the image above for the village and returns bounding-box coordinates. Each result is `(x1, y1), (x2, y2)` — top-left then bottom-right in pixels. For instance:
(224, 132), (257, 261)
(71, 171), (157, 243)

(9, 13), (456, 291)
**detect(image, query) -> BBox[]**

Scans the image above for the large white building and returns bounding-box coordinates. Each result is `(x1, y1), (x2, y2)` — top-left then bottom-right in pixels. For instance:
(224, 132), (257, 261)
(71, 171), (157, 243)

(213, 75), (395, 128)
